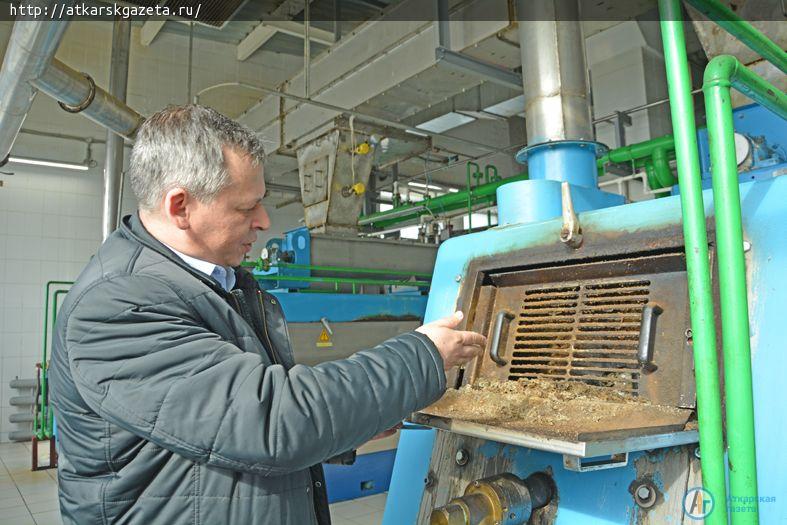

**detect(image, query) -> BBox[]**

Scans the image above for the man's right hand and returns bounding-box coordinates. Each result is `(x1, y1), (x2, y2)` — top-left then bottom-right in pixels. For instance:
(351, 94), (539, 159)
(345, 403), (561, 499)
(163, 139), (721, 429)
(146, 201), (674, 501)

(416, 311), (487, 370)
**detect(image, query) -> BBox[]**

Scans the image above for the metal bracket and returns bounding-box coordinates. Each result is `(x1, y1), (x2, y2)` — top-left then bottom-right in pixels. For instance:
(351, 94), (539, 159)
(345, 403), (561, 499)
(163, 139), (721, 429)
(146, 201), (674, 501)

(563, 452), (629, 472)
(560, 182), (583, 248)
(58, 72), (96, 113)
(612, 110), (633, 148)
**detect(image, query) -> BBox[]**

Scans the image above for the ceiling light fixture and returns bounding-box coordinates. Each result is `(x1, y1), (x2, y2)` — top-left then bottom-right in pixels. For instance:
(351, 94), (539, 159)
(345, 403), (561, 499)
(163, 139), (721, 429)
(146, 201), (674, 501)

(8, 156), (90, 171)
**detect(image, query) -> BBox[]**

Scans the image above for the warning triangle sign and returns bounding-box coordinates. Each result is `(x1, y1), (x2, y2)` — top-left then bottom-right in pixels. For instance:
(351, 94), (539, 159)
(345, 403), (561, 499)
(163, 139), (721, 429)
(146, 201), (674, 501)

(317, 328), (333, 347)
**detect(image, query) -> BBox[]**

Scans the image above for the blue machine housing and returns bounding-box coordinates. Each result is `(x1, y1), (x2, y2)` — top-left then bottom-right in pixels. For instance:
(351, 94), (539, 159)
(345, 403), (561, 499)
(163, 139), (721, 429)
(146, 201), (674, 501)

(384, 106), (787, 523)
(385, 177), (787, 524)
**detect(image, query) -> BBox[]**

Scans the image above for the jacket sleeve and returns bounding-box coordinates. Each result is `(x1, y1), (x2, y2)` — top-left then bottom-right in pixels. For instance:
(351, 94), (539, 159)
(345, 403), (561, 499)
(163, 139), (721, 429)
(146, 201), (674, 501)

(63, 273), (446, 476)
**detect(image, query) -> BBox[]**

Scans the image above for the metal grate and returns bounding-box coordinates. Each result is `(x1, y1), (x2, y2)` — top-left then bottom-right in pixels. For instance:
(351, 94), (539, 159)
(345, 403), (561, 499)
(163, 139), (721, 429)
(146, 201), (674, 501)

(507, 279), (651, 394)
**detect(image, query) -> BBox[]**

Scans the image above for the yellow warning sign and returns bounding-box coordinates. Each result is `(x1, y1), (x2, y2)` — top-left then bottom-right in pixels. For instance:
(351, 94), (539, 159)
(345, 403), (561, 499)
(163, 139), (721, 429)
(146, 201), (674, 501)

(316, 328), (333, 347)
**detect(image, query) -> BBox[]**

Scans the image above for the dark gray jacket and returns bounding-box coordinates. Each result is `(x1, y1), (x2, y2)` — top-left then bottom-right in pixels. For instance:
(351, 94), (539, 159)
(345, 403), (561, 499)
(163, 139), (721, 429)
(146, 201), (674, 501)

(50, 214), (446, 525)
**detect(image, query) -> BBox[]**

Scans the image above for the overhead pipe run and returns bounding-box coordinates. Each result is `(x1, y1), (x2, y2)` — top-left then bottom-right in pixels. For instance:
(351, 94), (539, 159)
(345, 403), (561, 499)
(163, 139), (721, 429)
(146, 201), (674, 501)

(0, 0), (143, 167)
(36, 58), (142, 140)
(0, 2), (71, 161)
(102, 20), (131, 240)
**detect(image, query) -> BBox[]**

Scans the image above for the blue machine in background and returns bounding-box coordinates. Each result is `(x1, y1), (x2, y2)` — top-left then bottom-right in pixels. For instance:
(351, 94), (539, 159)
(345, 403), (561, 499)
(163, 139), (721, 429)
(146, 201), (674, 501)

(249, 227), (437, 503)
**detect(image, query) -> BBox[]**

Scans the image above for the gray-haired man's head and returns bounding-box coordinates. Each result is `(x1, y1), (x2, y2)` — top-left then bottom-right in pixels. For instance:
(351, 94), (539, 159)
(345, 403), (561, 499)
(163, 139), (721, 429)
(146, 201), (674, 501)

(129, 105), (265, 211)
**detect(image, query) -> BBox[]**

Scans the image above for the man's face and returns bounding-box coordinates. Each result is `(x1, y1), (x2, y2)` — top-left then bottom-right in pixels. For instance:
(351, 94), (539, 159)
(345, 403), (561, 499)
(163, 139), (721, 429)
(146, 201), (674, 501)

(187, 147), (270, 267)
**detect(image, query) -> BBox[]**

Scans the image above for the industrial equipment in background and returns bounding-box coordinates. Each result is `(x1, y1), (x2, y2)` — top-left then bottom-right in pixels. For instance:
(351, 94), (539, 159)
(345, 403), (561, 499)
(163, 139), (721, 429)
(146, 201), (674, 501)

(242, 112), (444, 502)
(383, 0), (787, 524)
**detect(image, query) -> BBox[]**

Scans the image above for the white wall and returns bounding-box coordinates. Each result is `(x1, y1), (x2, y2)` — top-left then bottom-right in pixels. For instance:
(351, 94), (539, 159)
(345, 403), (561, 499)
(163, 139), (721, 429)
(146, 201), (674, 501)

(0, 20), (304, 442)
(587, 21), (673, 203)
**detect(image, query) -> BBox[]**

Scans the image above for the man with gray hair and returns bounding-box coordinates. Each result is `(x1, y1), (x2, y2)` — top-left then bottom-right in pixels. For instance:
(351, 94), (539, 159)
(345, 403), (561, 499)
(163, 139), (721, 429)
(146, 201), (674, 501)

(50, 105), (485, 524)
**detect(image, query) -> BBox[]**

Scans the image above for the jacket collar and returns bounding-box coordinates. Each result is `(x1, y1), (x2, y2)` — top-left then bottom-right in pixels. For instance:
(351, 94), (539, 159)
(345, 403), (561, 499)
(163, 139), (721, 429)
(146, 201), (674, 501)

(119, 213), (235, 296)
(120, 212), (262, 297)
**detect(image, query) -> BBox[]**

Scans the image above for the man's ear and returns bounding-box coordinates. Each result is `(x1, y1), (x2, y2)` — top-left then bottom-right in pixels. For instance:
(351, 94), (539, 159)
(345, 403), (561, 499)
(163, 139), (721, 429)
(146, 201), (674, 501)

(163, 187), (190, 230)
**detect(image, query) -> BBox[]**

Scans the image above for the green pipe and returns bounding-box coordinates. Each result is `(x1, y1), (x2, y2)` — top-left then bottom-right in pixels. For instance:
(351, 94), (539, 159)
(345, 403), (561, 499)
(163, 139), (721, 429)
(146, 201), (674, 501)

(253, 274), (431, 289)
(704, 55), (786, 524)
(659, 2), (729, 523)
(367, 133), (685, 230)
(41, 290), (68, 439)
(484, 164), (500, 182)
(597, 134), (676, 165)
(466, 162), (480, 230)
(244, 261), (433, 279)
(651, 147), (676, 189)
(39, 281), (72, 439)
(359, 171), (529, 229)
(598, 135), (678, 191)
(685, 0), (787, 75)
(484, 165), (498, 226)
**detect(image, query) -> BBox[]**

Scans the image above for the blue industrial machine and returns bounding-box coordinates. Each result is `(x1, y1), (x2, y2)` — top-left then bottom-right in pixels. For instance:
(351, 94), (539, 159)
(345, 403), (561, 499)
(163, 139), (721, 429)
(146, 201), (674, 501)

(384, 114), (786, 524)
(248, 227), (437, 503)
(383, 2), (786, 523)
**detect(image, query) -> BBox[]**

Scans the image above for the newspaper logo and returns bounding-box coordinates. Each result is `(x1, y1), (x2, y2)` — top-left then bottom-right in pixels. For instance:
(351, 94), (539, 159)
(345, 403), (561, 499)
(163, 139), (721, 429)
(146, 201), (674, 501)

(684, 487), (714, 520)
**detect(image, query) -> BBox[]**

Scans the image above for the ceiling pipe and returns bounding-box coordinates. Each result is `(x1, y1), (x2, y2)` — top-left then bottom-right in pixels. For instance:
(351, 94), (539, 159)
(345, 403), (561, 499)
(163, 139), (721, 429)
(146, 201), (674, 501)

(0, 0), (71, 161)
(517, 0), (594, 146)
(35, 58), (143, 140)
(102, 19), (131, 240)
(0, 0), (144, 171)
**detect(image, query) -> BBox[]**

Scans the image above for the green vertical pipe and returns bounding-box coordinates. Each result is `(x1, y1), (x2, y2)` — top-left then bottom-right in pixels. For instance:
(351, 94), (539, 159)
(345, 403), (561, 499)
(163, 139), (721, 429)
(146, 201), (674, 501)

(704, 54), (787, 524)
(40, 281), (73, 438)
(651, 147), (677, 193)
(685, 0), (787, 75)
(658, 2), (729, 523)
(466, 162), (480, 230)
(43, 289), (69, 438)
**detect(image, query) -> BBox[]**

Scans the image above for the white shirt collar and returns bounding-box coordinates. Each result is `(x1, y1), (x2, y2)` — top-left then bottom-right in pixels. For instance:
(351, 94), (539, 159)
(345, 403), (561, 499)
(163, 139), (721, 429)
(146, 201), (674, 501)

(162, 243), (236, 292)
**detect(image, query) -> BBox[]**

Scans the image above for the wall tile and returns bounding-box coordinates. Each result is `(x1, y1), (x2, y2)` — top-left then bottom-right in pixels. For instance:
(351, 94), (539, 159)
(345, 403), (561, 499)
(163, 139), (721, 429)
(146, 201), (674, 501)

(2, 310), (23, 336)
(0, 358), (21, 384)
(0, 333), (24, 359)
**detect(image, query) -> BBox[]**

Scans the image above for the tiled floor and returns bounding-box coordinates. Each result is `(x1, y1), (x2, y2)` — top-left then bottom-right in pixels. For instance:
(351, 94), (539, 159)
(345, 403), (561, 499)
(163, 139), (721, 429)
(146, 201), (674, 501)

(0, 441), (387, 525)
(328, 493), (387, 525)
(0, 442), (60, 525)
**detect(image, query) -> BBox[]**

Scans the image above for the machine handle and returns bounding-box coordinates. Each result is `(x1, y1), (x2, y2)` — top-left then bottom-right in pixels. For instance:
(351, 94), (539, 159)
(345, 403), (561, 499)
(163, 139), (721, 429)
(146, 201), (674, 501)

(320, 317), (333, 336)
(489, 310), (514, 367)
(637, 304), (663, 373)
